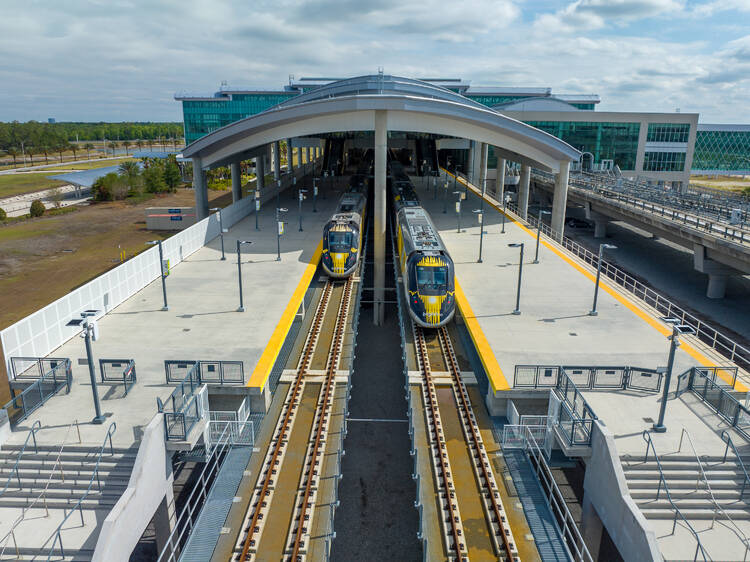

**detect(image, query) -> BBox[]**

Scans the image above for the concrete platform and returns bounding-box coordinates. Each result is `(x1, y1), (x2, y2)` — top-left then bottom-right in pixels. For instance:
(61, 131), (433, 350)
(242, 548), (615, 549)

(3, 178), (343, 450)
(414, 173), (748, 398)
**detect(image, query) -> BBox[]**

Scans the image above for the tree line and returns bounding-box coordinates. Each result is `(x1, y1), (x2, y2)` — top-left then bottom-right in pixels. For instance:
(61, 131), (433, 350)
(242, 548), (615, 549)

(0, 121), (184, 159)
(92, 156), (183, 201)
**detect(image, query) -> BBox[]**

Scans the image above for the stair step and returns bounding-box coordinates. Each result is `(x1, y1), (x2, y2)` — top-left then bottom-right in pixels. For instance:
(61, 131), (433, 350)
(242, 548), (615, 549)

(0, 497), (118, 509)
(626, 479), (748, 490)
(631, 489), (750, 501)
(0, 460), (134, 474)
(0, 478), (129, 491)
(638, 499), (750, 512)
(623, 469), (748, 480)
(1, 443), (136, 455)
(622, 461), (748, 472)
(0, 453), (136, 465)
(639, 507), (750, 520)
(0, 465), (133, 478)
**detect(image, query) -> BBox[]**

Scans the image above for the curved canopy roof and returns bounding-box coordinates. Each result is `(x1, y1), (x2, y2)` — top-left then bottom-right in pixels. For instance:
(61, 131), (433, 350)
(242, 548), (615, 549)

(183, 75), (580, 172)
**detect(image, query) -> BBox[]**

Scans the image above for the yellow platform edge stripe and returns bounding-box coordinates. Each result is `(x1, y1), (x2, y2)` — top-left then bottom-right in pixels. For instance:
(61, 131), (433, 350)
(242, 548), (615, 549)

(247, 240), (323, 390)
(454, 279), (511, 394)
(443, 168), (748, 393)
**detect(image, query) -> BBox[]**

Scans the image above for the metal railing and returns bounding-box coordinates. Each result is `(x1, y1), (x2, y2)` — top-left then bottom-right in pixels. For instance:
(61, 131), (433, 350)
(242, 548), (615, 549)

(469, 174), (750, 375)
(721, 430), (750, 500)
(0, 423), (76, 559)
(679, 428), (750, 560)
(1, 359), (72, 428)
(158, 362), (203, 441)
(9, 357), (69, 380)
(99, 359), (137, 396)
(0, 420), (41, 497)
(642, 430), (710, 561)
(164, 359), (244, 385)
(522, 426), (594, 562)
(501, 424), (546, 449)
(39, 422), (117, 561)
(676, 367), (750, 441)
(204, 419), (256, 451)
(514, 364), (663, 392)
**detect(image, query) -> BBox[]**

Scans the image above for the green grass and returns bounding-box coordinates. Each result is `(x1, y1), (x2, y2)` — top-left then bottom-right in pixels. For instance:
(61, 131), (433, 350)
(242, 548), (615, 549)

(37, 157), (135, 171)
(0, 174), (67, 199)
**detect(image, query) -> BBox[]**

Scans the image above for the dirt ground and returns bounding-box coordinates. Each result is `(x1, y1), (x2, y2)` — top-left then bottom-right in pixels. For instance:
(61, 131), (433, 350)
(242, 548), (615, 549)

(0, 188), (230, 397)
(691, 174), (750, 192)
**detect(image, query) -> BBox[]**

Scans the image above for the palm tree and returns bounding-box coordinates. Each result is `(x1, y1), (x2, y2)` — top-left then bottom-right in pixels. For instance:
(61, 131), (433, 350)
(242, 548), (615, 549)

(83, 143), (95, 160)
(26, 147), (35, 166)
(136, 139), (144, 151)
(7, 147), (19, 168)
(108, 141), (118, 156)
(41, 145), (50, 163)
(70, 144), (78, 161)
(146, 139), (154, 151)
(56, 143), (70, 163)
(122, 140), (131, 155)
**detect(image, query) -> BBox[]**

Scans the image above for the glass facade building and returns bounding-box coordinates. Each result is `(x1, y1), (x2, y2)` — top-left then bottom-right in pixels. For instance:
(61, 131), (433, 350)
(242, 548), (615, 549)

(525, 121), (641, 171)
(646, 123), (690, 143)
(643, 151), (686, 172)
(693, 127), (750, 172)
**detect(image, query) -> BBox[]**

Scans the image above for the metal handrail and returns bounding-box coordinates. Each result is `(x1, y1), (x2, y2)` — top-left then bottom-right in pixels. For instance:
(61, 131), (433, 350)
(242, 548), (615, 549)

(0, 420), (41, 496)
(524, 426), (593, 562)
(721, 430), (750, 500)
(39, 422), (117, 560)
(642, 431), (711, 561)
(679, 428), (750, 560)
(450, 169), (750, 375)
(0, 423), (75, 558)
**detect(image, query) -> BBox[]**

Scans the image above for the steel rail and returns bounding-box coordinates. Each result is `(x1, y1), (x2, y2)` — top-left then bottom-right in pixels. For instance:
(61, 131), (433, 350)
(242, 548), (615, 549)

(413, 325), (468, 560)
(235, 281), (334, 561)
(438, 327), (520, 561)
(286, 277), (353, 560)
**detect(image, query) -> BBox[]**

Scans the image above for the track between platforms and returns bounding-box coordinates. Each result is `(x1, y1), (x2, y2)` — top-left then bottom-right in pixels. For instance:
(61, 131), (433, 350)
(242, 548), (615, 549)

(234, 276), (354, 562)
(413, 324), (520, 561)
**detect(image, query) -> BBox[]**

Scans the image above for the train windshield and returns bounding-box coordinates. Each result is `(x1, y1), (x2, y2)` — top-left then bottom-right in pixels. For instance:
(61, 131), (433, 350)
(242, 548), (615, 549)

(328, 231), (353, 251)
(416, 266), (448, 290)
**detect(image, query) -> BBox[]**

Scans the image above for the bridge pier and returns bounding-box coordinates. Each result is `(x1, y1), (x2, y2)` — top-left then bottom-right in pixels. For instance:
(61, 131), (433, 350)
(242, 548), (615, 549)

(478, 142), (488, 194)
(231, 161), (242, 202)
(286, 138), (294, 173)
(256, 154), (266, 190)
(551, 160), (571, 240)
(273, 141), (281, 180)
(192, 156), (209, 220)
(496, 157), (506, 201)
(694, 243), (739, 299)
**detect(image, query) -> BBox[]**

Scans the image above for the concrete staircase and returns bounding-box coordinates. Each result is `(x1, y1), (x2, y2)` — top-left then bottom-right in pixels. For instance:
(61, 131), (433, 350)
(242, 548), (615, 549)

(0, 443), (136, 560)
(622, 454), (750, 561)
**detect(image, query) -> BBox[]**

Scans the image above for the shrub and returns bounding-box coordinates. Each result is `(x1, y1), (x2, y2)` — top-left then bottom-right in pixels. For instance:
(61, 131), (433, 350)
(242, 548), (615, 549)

(143, 165), (167, 193)
(29, 200), (45, 217)
(163, 160), (181, 191)
(0, 207), (6, 221)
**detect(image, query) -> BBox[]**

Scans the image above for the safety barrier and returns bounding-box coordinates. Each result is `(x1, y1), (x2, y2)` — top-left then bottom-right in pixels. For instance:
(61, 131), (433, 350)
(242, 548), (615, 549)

(99, 359), (136, 396)
(0, 359), (72, 428)
(157, 362), (203, 441)
(676, 367), (750, 441)
(10, 357), (69, 380)
(0, 421), (41, 497)
(514, 364), (663, 393)
(164, 360), (244, 385)
(501, 424), (546, 449)
(460, 171), (750, 376)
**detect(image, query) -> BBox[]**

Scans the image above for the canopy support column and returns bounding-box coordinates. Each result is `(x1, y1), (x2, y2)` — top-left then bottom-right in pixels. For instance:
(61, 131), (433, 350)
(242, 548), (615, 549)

(231, 162), (242, 202)
(374, 110), (387, 326)
(518, 164), (531, 220)
(551, 160), (571, 240)
(193, 156), (208, 220)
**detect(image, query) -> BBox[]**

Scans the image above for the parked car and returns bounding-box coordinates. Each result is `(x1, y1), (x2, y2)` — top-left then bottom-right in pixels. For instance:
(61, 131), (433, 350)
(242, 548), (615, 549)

(565, 217), (592, 228)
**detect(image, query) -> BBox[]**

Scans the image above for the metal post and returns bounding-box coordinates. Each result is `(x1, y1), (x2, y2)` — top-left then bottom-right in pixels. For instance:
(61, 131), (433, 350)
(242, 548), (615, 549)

(653, 326), (680, 433)
(237, 240), (245, 312)
(533, 209), (550, 264)
(211, 208), (226, 260)
(157, 240), (168, 311)
(501, 194), (507, 234)
(313, 178), (318, 212)
(255, 189), (260, 231)
(590, 243), (616, 316)
(509, 243), (524, 315)
(454, 191), (462, 233)
(84, 320), (105, 424)
(298, 188), (306, 231)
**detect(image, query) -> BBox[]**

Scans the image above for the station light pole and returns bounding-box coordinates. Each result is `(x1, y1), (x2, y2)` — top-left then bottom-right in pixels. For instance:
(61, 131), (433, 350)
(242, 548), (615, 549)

(652, 319), (696, 433)
(298, 188), (307, 231)
(236, 240), (253, 312)
(508, 243), (524, 315)
(533, 209), (551, 264)
(276, 207), (288, 261)
(67, 311), (105, 424)
(209, 207), (227, 260)
(453, 191), (464, 233)
(146, 240), (168, 311)
(589, 243), (617, 316)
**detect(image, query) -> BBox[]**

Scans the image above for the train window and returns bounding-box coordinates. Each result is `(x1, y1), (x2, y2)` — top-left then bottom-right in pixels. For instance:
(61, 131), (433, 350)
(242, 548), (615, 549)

(329, 231), (353, 250)
(416, 266), (447, 288)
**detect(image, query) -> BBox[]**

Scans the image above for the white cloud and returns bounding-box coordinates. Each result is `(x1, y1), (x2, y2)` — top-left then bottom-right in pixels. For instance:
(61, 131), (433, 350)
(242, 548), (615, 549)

(534, 0), (684, 33)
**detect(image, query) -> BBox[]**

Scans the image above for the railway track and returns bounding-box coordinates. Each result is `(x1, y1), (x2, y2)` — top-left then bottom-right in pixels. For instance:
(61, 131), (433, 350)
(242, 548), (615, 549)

(413, 324), (520, 561)
(234, 276), (354, 562)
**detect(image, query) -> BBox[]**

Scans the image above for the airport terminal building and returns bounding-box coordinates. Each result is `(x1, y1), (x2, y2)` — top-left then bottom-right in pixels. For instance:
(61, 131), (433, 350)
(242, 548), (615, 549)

(176, 77), (750, 189)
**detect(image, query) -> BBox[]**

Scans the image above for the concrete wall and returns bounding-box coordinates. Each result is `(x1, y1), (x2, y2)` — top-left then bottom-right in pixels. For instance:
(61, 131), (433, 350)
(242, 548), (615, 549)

(93, 413), (170, 561)
(583, 420), (662, 562)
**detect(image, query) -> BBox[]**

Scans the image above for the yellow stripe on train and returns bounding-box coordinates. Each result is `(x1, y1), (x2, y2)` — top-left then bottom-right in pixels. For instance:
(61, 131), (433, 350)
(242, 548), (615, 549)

(331, 253), (348, 274)
(416, 256), (445, 268)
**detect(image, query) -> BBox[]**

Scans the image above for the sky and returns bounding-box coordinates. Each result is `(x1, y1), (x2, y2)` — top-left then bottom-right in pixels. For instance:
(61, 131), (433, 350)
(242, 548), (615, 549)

(1, 0), (749, 123)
